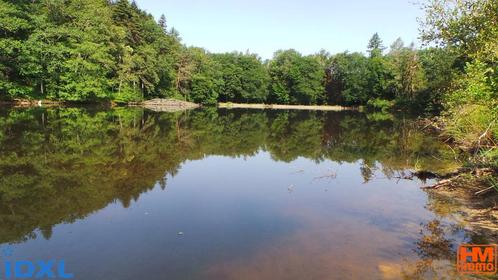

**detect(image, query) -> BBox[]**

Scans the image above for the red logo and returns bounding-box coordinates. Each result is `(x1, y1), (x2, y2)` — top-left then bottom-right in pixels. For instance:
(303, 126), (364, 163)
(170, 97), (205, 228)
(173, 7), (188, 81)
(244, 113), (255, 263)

(457, 244), (497, 275)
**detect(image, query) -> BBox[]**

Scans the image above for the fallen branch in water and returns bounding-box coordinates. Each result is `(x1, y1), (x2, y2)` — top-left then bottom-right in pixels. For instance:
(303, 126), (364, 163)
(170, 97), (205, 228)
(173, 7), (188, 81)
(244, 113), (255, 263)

(422, 167), (497, 190)
(475, 186), (496, 196)
(422, 178), (458, 190)
(313, 171), (337, 181)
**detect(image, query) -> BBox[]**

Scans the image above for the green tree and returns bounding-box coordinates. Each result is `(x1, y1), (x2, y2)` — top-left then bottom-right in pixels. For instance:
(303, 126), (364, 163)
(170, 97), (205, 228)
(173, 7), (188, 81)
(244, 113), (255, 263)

(158, 14), (167, 33)
(421, 0), (498, 161)
(388, 41), (427, 101)
(367, 33), (385, 58)
(175, 47), (222, 105)
(268, 50), (325, 105)
(212, 52), (269, 103)
(420, 0), (498, 64)
(0, 0), (34, 99)
(327, 52), (370, 105)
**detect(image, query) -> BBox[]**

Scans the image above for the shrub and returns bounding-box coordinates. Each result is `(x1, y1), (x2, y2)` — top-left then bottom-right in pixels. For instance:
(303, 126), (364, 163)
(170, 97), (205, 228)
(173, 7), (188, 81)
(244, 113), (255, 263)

(444, 104), (497, 150)
(366, 98), (394, 112)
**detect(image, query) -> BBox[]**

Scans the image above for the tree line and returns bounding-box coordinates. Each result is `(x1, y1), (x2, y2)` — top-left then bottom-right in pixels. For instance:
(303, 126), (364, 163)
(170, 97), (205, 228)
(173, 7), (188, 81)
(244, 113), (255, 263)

(1, 0), (494, 112)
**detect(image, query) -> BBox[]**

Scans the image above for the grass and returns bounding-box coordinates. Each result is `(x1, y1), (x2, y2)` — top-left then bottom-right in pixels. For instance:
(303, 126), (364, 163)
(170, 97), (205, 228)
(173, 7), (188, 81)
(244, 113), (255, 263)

(487, 176), (498, 193)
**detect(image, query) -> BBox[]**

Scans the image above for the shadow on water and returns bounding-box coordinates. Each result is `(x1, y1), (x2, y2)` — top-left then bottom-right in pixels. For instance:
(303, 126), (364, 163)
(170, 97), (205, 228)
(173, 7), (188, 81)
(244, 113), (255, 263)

(0, 107), (486, 279)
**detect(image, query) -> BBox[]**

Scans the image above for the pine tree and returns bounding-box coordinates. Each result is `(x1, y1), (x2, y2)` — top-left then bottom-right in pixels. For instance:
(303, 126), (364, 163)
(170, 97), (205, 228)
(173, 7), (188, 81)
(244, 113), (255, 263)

(389, 38), (405, 53)
(113, 0), (142, 45)
(158, 14), (167, 33)
(367, 33), (385, 58)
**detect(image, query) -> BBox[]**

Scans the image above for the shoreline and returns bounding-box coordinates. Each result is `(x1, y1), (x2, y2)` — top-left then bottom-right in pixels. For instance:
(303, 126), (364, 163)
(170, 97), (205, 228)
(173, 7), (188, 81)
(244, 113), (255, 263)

(0, 99), (66, 107)
(421, 167), (498, 240)
(1, 99), (358, 112)
(0, 99), (197, 110)
(218, 102), (357, 111)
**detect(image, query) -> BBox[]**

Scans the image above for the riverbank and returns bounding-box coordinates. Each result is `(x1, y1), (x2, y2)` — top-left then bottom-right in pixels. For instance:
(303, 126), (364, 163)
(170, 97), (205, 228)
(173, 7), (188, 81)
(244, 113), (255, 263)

(218, 102), (357, 111)
(1, 99), (358, 112)
(415, 118), (498, 238)
(421, 167), (498, 240)
(0, 99), (65, 107)
(0, 98), (200, 112)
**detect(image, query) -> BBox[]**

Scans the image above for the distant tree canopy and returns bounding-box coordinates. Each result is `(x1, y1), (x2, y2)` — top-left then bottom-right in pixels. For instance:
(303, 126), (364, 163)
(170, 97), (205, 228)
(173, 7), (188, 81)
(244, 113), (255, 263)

(212, 52), (269, 103)
(0, 0), (496, 116)
(268, 50), (325, 105)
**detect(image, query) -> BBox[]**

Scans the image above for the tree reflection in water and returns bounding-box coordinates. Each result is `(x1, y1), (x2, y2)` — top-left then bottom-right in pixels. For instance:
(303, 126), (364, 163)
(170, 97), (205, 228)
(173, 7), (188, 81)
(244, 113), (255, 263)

(0, 107), (474, 279)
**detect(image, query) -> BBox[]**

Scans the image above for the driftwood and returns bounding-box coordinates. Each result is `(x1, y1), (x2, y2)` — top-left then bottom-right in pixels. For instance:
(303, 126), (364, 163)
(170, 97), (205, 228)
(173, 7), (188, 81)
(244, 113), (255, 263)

(313, 170), (337, 181)
(421, 167), (497, 191)
(130, 99), (200, 112)
(421, 177), (462, 190)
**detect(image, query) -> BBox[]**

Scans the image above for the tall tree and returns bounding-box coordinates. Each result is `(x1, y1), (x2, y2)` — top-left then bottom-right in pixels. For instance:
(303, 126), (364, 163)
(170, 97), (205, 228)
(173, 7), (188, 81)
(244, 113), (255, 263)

(212, 52), (269, 103)
(367, 33), (385, 58)
(158, 14), (167, 33)
(327, 52), (370, 105)
(0, 0), (34, 98)
(388, 42), (426, 100)
(420, 0), (498, 64)
(268, 50), (325, 105)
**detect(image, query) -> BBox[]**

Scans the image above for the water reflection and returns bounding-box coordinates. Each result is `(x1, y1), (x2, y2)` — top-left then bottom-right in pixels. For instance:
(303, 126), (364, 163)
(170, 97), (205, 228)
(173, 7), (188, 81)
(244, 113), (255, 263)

(0, 107), (478, 279)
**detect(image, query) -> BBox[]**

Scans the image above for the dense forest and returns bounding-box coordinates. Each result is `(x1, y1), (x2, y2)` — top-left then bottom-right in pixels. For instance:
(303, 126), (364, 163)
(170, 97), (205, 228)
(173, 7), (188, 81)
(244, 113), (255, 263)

(0, 0), (496, 164)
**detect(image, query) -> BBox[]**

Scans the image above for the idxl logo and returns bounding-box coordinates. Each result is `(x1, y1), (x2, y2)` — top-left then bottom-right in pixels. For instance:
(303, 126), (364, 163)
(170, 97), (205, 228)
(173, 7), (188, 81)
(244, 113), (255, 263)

(1, 246), (74, 279)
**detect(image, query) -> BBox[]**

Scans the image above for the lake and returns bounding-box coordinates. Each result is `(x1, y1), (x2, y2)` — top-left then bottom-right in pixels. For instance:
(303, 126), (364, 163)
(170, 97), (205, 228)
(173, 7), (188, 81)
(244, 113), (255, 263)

(0, 107), (485, 279)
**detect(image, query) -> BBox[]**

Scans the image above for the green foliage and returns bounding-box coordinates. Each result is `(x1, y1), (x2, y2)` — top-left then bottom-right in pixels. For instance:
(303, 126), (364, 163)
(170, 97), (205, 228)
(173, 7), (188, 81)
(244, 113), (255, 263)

(367, 98), (393, 112)
(366, 55), (395, 99)
(190, 74), (220, 105)
(174, 47), (223, 105)
(420, 0), (498, 64)
(327, 50), (393, 106)
(0, 0), (33, 99)
(327, 52), (369, 105)
(388, 41), (426, 99)
(482, 148), (498, 167)
(486, 176), (498, 193)
(443, 104), (497, 162)
(367, 33), (385, 58)
(418, 48), (457, 93)
(1, 0), (182, 101)
(268, 50), (325, 105)
(447, 60), (496, 107)
(212, 52), (269, 103)
(420, 0), (497, 164)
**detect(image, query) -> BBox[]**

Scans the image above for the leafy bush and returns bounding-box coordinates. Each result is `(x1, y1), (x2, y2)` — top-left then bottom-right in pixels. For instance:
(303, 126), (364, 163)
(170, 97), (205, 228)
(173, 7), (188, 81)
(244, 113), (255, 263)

(446, 61), (496, 107)
(113, 88), (143, 103)
(366, 98), (394, 112)
(444, 104), (497, 149)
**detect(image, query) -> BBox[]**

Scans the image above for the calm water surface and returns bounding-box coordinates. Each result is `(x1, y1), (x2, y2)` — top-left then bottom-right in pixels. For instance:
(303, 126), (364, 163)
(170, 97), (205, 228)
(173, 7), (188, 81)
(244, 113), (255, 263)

(0, 108), (485, 279)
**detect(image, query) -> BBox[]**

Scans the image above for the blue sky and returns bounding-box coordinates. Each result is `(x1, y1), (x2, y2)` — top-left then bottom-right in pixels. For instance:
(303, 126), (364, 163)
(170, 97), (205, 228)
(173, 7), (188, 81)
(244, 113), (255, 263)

(136, 0), (424, 59)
